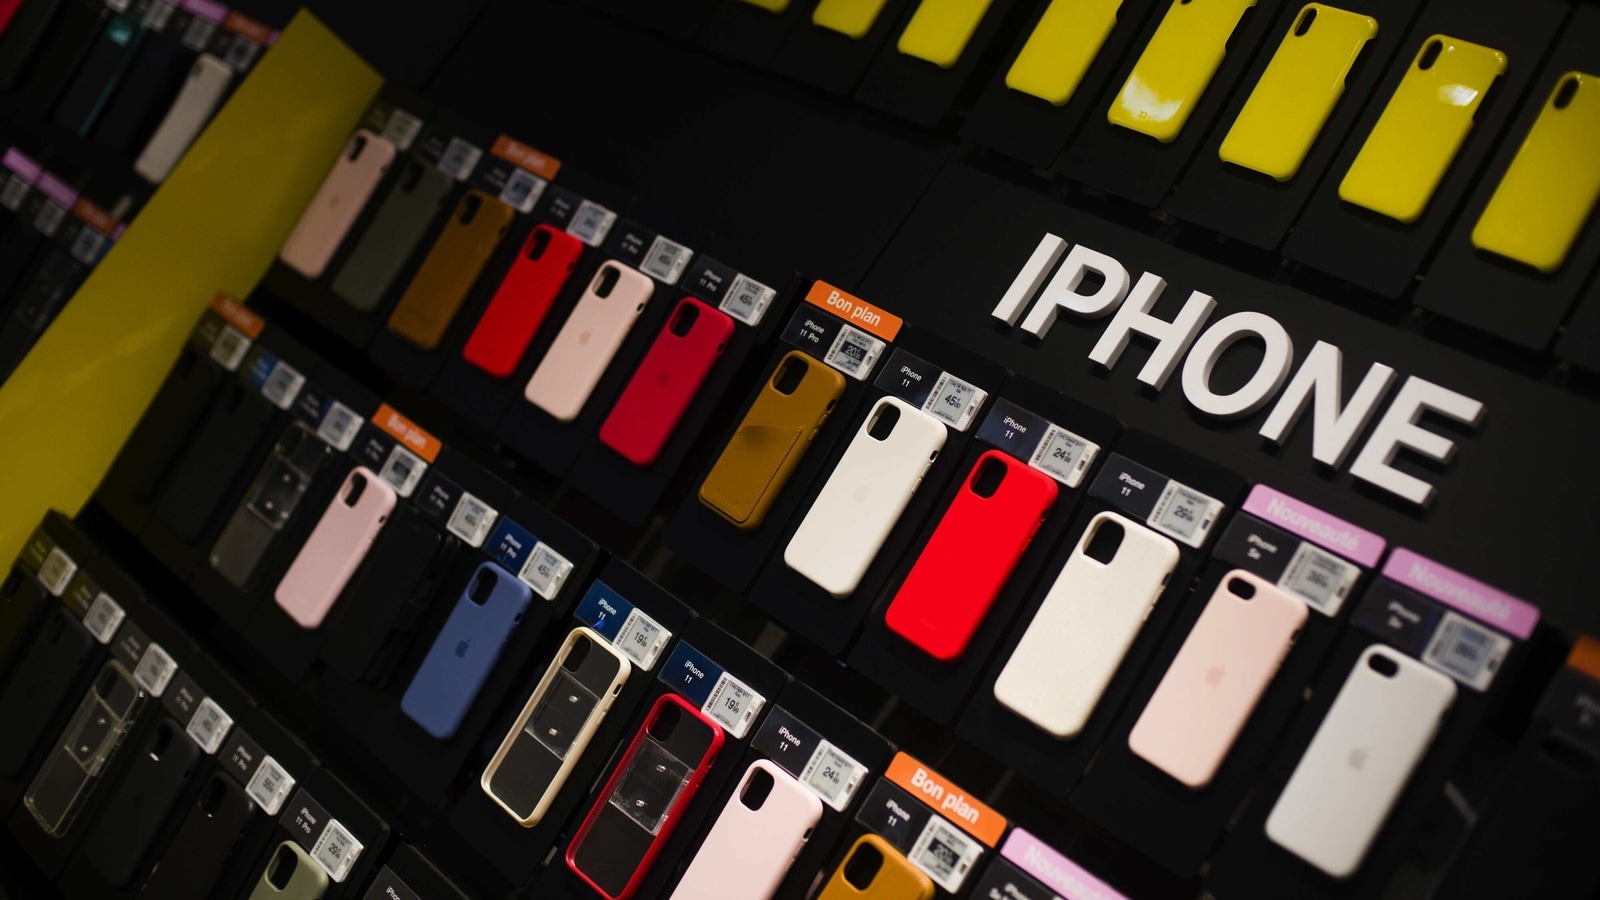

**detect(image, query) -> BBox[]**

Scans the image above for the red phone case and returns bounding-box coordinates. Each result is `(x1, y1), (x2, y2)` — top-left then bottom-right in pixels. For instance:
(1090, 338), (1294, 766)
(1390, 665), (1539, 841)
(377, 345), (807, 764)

(461, 224), (583, 377)
(885, 450), (1058, 661)
(565, 694), (724, 900)
(598, 297), (734, 466)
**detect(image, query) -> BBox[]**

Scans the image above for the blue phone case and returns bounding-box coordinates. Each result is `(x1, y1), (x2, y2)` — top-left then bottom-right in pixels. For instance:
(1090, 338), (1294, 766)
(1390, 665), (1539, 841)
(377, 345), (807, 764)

(400, 562), (532, 739)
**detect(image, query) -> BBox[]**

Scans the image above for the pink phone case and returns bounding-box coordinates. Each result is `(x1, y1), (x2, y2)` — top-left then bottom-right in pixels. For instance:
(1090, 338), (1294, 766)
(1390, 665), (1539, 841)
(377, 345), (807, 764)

(1127, 570), (1307, 788)
(273, 467), (396, 630)
(278, 129), (396, 280)
(666, 760), (823, 900)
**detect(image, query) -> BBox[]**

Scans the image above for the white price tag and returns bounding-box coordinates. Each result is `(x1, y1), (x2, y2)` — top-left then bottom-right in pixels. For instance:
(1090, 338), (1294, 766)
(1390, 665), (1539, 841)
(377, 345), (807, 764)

(37, 547), (77, 597)
(209, 324), (251, 371)
(823, 323), (885, 381)
(641, 235), (693, 285)
(141, 1), (176, 30)
(446, 492), (498, 548)
(34, 200), (67, 237)
(1278, 542), (1359, 617)
(104, 0), (130, 12)
(436, 137), (482, 181)
(83, 592), (125, 644)
(498, 168), (547, 214)
(702, 671), (764, 739)
(133, 642), (177, 697)
(260, 360), (305, 410)
(185, 697), (233, 754)
(70, 227), (106, 265)
(222, 37), (260, 71)
(518, 542), (572, 600)
(378, 445), (426, 498)
(798, 739), (867, 811)
(1423, 610), (1511, 692)
(380, 108), (424, 151)
(309, 818), (364, 883)
(1, 174), (30, 211)
(921, 371), (987, 432)
(720, 273), (776, 326)
(181, 17), (215, 51)
(245, 755), (295, 815)
(613, 609), (669, 670)
(566, 200), (616, 247)
(908, 816), (983, 892)
(1028, 424), (1098, 488)
(1147, 479), (1222, 549)
(315, 401), (363, 452)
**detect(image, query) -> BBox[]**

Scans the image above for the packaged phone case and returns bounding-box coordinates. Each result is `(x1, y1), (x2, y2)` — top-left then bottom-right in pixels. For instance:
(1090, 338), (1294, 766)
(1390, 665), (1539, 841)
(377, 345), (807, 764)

(816, 834), (934, 900)
(524, 260), (654, 423)
(273, 467), (395, 630)
(24, 661), (147, 837)
(331, 159), (456, 313)
(885, 450), (1057, 661)
(598, 297), (734, 466)
(463, 224), (584, 377)
(667, 760), (823, 900)
(1006, 0), (1124, 106)
(386, 189), (514, 350)
(1108, 0), (1257, 141)
(896, 0), (996, 68)
(400, 563), (532, 740)
(209, 423), (334, 590)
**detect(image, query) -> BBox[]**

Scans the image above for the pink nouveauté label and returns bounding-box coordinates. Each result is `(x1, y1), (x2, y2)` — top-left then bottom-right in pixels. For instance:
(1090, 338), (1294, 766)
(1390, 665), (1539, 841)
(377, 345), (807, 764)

(182, 0), (228, 24)
(1001, 829), (1130, 900)
(2, 148), (41, 182)
(1382, 548), (1539, 639)
(1243, 484), (1385, 568)
(34, 173), (78, 209)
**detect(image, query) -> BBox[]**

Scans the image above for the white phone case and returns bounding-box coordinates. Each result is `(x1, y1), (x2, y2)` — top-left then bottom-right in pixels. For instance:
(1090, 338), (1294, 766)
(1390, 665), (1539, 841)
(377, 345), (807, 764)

(783, 396), (946, 597)
(993, 511), (1179, 739)
(667, 760), (823, 900)
(134, 53), (232, 184)
(1265, 644), (1455, 879)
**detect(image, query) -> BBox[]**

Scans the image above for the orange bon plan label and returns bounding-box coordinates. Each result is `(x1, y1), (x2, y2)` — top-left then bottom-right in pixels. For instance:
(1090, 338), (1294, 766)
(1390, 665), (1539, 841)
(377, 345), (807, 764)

(491, 136), (561, 180)
(209, 292), (264, 339)
(885, 752), (1006, 847)
(804, 281), (903, 342)
(373, 404), (441, 464)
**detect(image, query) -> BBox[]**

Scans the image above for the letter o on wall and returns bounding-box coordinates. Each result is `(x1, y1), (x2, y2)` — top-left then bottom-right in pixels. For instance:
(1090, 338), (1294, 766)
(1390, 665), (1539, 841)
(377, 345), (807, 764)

(1180, 312), (1294, 419)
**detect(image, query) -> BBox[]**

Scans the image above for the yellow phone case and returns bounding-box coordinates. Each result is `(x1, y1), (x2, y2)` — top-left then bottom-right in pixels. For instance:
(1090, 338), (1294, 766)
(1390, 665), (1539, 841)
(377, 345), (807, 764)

(1006, 0), (1124, 107)
(1218, 3), (1378, 181)
(1108, 0), (1258, 142)
(813, 0), (893, 38)
(739, 0), (791, 12)
(897, 0), (996, 69)
(1339, 36), (1506, 223)
(1472, 72), (1600, 273)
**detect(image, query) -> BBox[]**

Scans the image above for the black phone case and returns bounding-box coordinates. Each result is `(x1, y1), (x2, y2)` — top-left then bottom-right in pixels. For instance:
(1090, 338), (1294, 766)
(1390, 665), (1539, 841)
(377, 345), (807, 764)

(0, 220), (47, 310)
(50, 13), (140, 135)
(0, 566), (48, 672)
(149, 379), (277, 543)
(90, 32), (190, 154)
(137, 771), (257, 900)
(82, 717), (203, 886)
(13, 0), (107, 118)
(0, 0), (64, 90)
(319, 504), (452, 685)
(0, 607), (95, 779)
(568, 705), (719, 897)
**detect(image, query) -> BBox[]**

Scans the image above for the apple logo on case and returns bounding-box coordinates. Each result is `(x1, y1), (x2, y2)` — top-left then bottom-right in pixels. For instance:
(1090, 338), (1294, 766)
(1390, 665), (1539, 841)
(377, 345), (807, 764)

(656, 372), (672, 388)
(1347, 748), (1368, 771)
(455, 639), (471, 658)
(1205, 665), (1225, 687)
(853, 484), (871, 503)
(578, 331), (592, 346)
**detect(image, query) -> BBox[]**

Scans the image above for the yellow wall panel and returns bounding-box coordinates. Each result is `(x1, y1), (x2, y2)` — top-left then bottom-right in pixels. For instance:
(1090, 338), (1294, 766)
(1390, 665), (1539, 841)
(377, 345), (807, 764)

(0, 11), (381, 568)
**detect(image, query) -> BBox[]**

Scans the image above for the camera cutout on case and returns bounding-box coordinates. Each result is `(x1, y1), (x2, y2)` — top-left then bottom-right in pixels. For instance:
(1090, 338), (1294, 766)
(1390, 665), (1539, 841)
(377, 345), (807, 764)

(344, 471), (368, 507)
(773, 355), (808, 395)
(1418, 38), (1442, 71)
(1228, 575), (1257, 600)
(739, 766), (775, 811)
(843, 841), (885, 889)
(867, 401), (901, 441)
(1294, 6), (1316, 37)
(1556, 75), (1579, 110)
(563, 633), (593, 672)
(971, 456), (1007, 498)
(266, 843), (297, 889)
(200, 774), (227, 816)
(348, 134), (367, 162)
(527, 227), (551, 261)
(458, 191), (482, 226)
(468, 567), (496, 606)
(670, 300), (701, 337)
(1368, 651), (1399, 678)
(594, 263), (621, 298)
(1083, 517), (1125, 564)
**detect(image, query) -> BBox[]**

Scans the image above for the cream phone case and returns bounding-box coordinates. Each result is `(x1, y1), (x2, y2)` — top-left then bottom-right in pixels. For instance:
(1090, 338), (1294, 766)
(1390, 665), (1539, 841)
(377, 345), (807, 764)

(134, 53), (232, 184)
(480, 627), (630, 826)
(523, 261), (653, 423)
(1128, 570), (1307, 788)
(1266, 644), (1455, 879)
(784, 397), (946, 598)
(278, 129), (396, 279)
(273, 467), (395, 630)
(667, 760), (823, 900)
(993, 511), (1179, 739)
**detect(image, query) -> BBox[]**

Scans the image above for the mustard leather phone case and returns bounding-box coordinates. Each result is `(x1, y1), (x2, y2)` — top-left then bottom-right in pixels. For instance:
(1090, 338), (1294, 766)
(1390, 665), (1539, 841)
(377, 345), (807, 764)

(897, 0), (996, 69)
(1339, 36), (1506, 223)
(699, 351), (846, 532)
(1472, 71), (1600, 273)
(1218, 3), (1378, 181)
(1006, 0), (1123, 106)
(813, 0), (893, 39)
(386, 189), (514, 351)
(1108, 0), (1258, 142)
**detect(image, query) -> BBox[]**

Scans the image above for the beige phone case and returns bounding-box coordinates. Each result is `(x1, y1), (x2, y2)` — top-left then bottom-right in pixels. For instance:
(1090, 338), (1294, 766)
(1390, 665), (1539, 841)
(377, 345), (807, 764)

(1128, 570), (1307, 788)
(523, 261), (654, 423)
